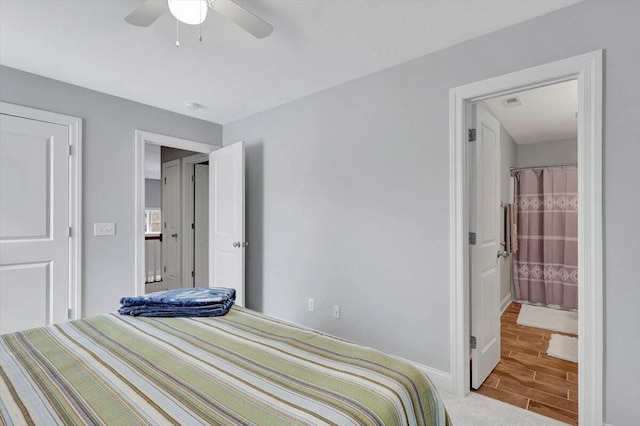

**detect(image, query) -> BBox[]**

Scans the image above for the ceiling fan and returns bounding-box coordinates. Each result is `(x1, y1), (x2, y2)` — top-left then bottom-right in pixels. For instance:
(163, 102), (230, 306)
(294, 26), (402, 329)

(125, 0), (273, 39)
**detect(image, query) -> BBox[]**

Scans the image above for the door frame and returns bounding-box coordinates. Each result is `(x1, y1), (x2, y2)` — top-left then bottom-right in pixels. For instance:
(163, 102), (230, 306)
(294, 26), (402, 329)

(0, 102), (83, 319)
(181, 153), (210, 287)
(449, 50), (603, 425)
(134, 130), (218, 296)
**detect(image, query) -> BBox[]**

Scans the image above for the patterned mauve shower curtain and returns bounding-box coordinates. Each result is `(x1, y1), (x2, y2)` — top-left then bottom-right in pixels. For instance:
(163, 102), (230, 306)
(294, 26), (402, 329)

(513, 166), (578, 309)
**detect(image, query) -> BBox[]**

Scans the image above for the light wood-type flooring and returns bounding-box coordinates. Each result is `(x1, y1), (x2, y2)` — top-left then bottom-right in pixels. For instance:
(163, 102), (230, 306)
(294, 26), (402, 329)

(474, 302), (578, 425)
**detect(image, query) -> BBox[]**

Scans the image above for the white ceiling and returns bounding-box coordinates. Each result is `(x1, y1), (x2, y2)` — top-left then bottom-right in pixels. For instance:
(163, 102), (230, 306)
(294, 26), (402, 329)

(0, 0), (580, 125)
(483, 80), (578, 144)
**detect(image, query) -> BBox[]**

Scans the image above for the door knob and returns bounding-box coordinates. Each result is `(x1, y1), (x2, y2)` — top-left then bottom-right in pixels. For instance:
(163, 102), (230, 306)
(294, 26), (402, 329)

(497, 250), (509, 259)
(171, 233), (178, 238)
(233, 241), (249, 248)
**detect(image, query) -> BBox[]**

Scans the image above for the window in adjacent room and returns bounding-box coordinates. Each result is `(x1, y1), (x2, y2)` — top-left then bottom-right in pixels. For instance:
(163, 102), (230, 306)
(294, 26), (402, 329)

(145, 209), (162, 235)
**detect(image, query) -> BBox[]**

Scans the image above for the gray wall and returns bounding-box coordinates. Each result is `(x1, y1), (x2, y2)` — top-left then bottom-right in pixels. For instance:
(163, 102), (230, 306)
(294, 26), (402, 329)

(145, 179), (161, 209)
(224, 2), (640, 424)
(500, 125), (517, 305)
(517, 137), (577, 167)
(0, 66), (223, 317)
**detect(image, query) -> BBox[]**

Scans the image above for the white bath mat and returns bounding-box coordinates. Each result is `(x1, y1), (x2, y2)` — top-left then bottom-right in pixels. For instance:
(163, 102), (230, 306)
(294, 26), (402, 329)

(516, 304), (578, 335)
(547, 334), (578, 363)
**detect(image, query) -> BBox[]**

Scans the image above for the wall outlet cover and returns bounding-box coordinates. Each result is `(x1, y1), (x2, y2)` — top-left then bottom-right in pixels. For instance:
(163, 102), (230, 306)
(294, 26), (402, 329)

(94, 223), (116, 236)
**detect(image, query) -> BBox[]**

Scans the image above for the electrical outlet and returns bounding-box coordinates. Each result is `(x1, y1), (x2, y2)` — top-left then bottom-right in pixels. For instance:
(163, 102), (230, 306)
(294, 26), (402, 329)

(308, 298), (315, 312)
(333, 305), (340, 319)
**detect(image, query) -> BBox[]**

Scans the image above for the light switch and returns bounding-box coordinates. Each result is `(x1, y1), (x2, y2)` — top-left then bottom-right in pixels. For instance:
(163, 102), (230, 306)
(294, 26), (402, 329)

(94, 223), (116, 236)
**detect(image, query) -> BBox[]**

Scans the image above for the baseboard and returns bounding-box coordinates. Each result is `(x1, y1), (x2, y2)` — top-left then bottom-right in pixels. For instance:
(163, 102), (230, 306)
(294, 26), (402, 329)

(408, 361), (453, 394)
(500, 293), (512, 315)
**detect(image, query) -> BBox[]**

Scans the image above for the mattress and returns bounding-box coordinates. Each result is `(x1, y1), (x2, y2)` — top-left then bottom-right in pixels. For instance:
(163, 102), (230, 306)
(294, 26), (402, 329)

(0, 306), (449, 425)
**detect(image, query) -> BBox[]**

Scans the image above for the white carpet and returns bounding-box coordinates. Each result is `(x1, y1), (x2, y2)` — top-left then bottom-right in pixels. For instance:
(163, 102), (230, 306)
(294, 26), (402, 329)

(441, 392), (569, 425)
(517, 304), (578, 335)
(547, 334), (578, 363)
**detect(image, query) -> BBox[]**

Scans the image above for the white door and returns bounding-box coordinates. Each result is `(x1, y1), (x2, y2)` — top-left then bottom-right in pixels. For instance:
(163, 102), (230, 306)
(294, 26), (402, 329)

(161, 159), (181, 290)
(209, 141), (245, 306)
(471, 104), (502, 389)
(194, 163), (209, 287)
(0, 114), (70, 334)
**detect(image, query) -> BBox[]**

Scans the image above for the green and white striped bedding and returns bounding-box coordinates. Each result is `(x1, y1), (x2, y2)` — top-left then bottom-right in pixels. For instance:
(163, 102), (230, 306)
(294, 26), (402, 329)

(1, 306), (450, 425)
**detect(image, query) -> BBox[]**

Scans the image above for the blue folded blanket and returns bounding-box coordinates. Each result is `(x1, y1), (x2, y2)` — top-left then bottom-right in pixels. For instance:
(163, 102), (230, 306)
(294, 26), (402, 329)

(119, 287), (235, 317)
(119, 298), (234, 317)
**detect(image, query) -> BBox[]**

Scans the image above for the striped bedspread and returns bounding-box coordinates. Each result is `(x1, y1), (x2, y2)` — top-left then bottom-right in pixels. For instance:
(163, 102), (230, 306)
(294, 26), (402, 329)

(1, 307), (449, 425)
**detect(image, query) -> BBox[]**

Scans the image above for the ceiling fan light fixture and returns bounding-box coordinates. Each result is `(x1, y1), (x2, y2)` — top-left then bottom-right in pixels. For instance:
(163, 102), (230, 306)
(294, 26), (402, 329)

(168, 0), (208, 25)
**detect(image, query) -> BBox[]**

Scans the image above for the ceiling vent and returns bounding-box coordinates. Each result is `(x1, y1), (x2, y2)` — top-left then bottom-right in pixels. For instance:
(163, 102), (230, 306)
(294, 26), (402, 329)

(501, 96), (523, 108)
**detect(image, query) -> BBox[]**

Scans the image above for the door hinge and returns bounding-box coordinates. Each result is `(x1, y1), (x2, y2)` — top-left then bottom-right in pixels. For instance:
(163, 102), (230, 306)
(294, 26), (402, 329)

(68, 145), (73, 156)
(191, 270), (194, 277)
(67, 227), (72, 237)
(163, 266), (167, 273)
(67, 308), (73, 320)
(192, 175), (195, 182)
(164, 177), (167, 184)
(470, 335), (477, 349)
(191, 223), (195, 229)
(469, 232), (476, 245)
(164, 222), (167, 229)
(468, 128), (476, 142)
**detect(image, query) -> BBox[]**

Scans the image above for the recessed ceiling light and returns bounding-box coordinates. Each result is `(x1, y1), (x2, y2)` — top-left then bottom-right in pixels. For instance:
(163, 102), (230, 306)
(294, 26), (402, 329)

(185, 102), (206, 110)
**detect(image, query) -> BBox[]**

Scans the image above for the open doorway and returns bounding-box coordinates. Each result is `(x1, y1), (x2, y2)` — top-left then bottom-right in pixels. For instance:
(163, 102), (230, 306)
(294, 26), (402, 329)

(470, 80), (579, 425)
(134, 131), (217, 296)
(144, 146), (211, 293)
(449, 50), (603, 426)
(135, 131), (247, 306)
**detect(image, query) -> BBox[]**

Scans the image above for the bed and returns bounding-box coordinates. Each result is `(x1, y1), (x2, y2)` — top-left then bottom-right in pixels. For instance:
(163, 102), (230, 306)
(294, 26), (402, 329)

(0, 306), (450, 425)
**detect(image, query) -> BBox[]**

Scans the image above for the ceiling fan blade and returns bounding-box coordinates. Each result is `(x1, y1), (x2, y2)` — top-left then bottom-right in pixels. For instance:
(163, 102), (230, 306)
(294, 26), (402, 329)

(209, 0), (273, 39)
(125, 0), (168, 27)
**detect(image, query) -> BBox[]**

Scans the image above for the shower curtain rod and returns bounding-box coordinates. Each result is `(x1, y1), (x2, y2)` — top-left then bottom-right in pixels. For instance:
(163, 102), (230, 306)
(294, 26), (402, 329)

(510, 162), (577, 172)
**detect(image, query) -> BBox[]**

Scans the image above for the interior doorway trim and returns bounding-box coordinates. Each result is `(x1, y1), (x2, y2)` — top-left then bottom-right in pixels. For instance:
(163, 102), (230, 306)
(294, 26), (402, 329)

(0, 102), (83, 319)
(449, 50), (603, 425)
(134, 130), (218, 296)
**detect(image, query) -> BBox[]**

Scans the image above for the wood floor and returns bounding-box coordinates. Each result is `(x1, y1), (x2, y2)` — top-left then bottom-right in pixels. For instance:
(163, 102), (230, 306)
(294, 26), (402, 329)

(474, 302), (578, 425)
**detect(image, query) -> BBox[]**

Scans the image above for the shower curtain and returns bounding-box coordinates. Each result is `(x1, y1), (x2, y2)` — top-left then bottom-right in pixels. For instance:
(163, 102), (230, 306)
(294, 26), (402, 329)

(513, 166), (578, 309)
